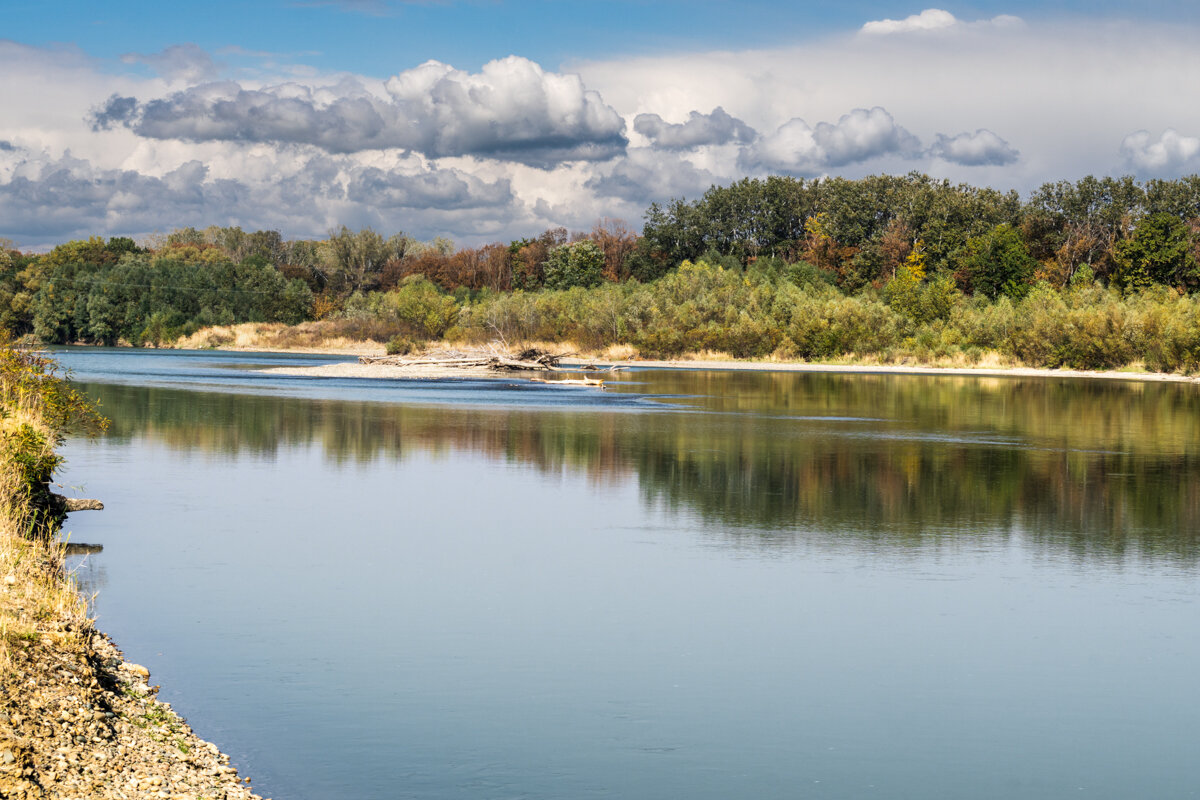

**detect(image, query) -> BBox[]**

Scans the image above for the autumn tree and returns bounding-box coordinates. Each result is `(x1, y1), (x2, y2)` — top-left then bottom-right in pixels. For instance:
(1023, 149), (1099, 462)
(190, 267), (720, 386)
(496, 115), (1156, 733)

(511, 227), (568, 289)
(589, 218), (638, 281)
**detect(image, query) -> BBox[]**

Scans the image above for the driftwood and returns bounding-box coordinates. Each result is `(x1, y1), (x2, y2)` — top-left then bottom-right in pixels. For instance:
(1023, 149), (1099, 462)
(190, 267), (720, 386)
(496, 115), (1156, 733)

(359, 344), (571, 373)
(51, 493), (104, 512)
(63, 497), (104, 512)
(529, 377), (605, 388)
(64, 542), (104, 556)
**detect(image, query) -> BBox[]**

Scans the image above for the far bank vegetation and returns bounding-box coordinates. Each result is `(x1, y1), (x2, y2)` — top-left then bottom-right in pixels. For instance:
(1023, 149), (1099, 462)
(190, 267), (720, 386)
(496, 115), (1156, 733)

(5, 173), (1200, 372)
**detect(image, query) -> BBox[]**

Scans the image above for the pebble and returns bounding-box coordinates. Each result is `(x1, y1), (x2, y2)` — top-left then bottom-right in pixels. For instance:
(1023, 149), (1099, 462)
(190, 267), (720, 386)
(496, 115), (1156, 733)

(0, 630), (264, 800)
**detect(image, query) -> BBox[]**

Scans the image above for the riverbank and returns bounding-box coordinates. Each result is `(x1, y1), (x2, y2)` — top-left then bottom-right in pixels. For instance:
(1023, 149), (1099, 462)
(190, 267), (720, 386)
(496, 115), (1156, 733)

(162, 322), (1200, 384)
(0, 344), (265, 800)
(1, 622), (263, 799)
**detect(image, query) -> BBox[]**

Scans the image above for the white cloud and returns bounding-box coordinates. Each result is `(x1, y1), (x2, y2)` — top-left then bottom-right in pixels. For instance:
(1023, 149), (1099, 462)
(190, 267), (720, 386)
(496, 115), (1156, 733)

(1120, 129), (1200, 174)
(929, 129), (1019, 166)
(743, 107), (921, 174)
(574, 16), (1200, 189)
(383, 57), (627, 164)
(93, 56), (628, 166)
(860, 8), (958, 35)
(859, 8), (1023, 35)
(6, 12), (1200, 248)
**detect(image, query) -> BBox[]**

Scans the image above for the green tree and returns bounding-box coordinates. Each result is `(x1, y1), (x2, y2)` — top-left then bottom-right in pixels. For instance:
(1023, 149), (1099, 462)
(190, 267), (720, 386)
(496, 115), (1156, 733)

(884, 242), (927, 319)
(544, 240), (606, 290)
(325, 226), (410, 296)
(1113, 212), (1198, 291)
(962, 223), (1037, 300)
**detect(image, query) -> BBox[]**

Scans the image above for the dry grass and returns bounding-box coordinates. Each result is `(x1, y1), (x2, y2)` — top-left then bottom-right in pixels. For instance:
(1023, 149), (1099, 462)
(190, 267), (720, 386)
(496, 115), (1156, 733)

(175, 325), (644, 362)
(0, 408), (91, 677)
(174, 322), (388, 355)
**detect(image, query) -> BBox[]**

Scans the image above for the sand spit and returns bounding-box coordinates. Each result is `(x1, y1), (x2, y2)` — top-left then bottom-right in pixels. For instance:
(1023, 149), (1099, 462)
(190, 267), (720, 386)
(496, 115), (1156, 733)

(264, 362), (511, 380)
(261, 357), (1200, 385)
(577, 359), (1200, 383)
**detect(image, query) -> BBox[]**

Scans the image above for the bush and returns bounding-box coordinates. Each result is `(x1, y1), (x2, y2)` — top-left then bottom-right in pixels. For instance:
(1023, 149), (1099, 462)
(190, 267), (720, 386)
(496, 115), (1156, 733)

(385, 335), (416, 355)
(371, 276), (460, 339)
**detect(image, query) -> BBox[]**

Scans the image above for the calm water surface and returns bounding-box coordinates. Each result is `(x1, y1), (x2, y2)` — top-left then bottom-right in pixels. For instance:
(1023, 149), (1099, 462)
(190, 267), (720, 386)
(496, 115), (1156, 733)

(54, 348), (1200, 799)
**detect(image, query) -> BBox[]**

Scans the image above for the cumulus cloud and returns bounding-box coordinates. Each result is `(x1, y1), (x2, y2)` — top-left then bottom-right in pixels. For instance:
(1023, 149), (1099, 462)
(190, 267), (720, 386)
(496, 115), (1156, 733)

(859, 8), (1023, 35)
(89, 56), (628, 166)
(742, 107), (920, 174)
(382, 57), (626, 164)
(585, 148), (720, 203)
(120, 44), (220, 82)
(1120, 129), (1200, 174)
(929, 129), (1019, 166)
(633, 107), (757, 149)
(860, 8), (958, 35)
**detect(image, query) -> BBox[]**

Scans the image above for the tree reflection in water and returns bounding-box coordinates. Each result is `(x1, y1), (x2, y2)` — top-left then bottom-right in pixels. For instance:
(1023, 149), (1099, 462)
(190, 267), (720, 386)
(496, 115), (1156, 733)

(76, 369), (1200, 565)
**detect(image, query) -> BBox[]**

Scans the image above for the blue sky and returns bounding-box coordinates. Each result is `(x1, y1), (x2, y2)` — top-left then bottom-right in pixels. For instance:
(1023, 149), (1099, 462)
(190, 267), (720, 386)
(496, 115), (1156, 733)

(9, 1), (1199, 74)
(2, 2), (1200, 247)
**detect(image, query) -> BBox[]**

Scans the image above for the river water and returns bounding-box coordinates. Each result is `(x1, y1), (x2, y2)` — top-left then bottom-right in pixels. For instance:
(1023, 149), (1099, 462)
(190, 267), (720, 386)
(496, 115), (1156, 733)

(53, 348), (1199, 800)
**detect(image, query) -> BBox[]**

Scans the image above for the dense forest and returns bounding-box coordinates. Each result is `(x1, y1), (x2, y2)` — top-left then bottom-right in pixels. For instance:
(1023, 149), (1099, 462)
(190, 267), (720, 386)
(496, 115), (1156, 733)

(4, 172), (1200, 370)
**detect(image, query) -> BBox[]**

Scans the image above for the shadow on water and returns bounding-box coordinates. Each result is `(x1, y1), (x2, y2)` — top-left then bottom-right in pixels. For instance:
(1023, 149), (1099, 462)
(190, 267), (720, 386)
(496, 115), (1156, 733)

(73, 366), (1200, 566)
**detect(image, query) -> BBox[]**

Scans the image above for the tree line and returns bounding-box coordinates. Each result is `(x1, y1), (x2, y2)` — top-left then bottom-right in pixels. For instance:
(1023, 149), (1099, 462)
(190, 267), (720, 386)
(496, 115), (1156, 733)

(2, 173), (1199, 364)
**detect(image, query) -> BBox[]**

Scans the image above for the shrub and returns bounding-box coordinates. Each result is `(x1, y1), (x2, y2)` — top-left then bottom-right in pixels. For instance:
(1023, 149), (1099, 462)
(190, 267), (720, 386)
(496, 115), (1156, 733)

(372, 276), (460, 339)
(385, 335), (416, 355)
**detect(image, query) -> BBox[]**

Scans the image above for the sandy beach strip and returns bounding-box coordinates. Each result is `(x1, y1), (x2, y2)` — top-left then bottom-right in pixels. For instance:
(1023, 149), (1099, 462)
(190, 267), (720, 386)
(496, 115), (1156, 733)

(263, 362), (510, 379)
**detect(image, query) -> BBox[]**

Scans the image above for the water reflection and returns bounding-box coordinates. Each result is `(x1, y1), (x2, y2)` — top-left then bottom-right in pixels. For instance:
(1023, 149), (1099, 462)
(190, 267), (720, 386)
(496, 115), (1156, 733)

(74, 370), (1200, 564)
(64, 544), (107, 600)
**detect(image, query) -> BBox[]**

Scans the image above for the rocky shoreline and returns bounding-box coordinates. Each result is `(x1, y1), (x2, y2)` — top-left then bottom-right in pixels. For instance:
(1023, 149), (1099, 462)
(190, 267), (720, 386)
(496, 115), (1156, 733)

(0, 343), (269, 799)
(1, 617), (264, 800)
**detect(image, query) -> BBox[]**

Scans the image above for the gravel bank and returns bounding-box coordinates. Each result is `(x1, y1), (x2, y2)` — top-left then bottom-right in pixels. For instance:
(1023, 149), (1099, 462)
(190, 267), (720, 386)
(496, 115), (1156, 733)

(1, 624), (263, 800)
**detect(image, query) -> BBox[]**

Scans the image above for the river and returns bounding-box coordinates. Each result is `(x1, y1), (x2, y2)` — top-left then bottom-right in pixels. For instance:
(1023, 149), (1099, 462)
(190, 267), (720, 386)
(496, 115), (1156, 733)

(54, 348), (1200, 800)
